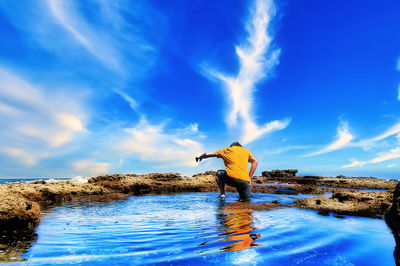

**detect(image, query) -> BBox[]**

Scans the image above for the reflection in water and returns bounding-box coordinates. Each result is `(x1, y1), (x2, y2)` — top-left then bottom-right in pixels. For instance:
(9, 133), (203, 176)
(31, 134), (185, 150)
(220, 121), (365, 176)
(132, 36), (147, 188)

(216, 200), (261, 252)
(0, 227), (37, 262)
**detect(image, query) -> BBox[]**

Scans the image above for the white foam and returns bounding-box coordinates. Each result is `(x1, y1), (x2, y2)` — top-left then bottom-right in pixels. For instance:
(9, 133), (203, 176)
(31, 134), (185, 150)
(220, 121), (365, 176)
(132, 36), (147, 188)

(70, 176), (89, 184)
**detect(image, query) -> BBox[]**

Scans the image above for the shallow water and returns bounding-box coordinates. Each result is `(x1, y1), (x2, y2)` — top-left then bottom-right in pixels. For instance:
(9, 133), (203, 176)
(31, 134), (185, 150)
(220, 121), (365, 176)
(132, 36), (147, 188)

(10, 192), (396, 265)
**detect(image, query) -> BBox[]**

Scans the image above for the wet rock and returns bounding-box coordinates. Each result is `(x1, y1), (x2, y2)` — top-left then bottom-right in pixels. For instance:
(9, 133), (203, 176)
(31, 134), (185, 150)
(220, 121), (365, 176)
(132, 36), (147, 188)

(292, 189), (392, 218)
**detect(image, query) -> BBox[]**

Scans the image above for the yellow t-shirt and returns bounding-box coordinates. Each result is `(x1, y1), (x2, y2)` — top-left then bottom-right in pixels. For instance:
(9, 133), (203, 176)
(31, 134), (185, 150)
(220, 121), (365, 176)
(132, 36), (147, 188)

(214, 146), (254, 182)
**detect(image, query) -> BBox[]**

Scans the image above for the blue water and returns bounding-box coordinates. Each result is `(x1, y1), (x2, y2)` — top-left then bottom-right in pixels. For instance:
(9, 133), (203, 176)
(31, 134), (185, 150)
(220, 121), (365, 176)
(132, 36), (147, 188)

(0, 178), (67, 184)
(10, 192), (395, 265)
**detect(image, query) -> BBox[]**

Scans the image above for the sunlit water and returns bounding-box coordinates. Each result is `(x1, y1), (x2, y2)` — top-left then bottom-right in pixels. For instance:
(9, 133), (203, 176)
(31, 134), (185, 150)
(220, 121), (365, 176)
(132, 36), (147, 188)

(9, 192), (395, 265)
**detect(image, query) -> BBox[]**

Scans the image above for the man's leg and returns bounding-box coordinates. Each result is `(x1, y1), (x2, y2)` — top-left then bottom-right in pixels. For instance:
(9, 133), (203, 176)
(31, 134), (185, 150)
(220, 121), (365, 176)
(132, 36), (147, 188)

(225, 176), (251, 201)
(228, 178), (250, 201)
(216, 170), (227, 198)
(237, 182), (251, 202)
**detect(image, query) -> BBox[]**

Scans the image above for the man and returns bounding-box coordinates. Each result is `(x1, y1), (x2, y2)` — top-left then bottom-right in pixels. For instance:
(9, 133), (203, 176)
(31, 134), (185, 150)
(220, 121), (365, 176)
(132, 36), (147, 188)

(196, 142), (258, 201)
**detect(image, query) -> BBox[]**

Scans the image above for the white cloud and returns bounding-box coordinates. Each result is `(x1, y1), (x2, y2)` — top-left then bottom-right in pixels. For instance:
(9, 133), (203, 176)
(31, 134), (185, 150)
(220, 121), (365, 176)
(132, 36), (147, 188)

(117, 118), (204, 167)
(203, 0), (288, 144)
(0, 1), (162, 78)
(361, 121), (400, 145)
(398, 84), (400, 101)
(46, 0), (121, 72)
(397, 57), (400, 72)
(370, 147), (400, 164)
(242, 119), (291, 144)
(0, 68), (86, 165)
(114, 89), (138, 112)
(307, 122), (354, 157)
(1, 147), (42, 166)
(388, 163), (396, 168)
(342, 148), (400, 168)
(72, 160), (109, 176)
(264, 145), (309, 155)
(342, 159), (364, 169)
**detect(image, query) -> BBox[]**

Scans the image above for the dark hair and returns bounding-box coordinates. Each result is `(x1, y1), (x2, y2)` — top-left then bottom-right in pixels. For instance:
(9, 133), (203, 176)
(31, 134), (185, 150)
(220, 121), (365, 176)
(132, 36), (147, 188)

(230, 141), (242, 147)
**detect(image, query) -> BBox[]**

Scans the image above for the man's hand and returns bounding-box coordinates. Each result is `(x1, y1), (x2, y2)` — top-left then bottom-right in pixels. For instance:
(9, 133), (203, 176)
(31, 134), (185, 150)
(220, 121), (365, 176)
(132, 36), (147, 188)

(196, 152), (217, 163)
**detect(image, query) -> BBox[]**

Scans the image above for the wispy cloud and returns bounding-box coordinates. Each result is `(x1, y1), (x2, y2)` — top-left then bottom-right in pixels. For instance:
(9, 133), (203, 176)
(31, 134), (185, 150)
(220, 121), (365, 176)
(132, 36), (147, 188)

(203, 0), (289, 144)
(46, 0), (122, 72)
(342, 159), (364, 169)
(2, 147), (43, 166)
(114, 89), (139, 112)
(358, 121), (400, 146)
(398, 84), (400, 101)
(306, 121), (354, 157)
(264, 145), (309, 155)
(116, 118), (204, 167)
(0, 67), (86, 165)
(1, 1), (161, 78)
(342, 147), (400, 168)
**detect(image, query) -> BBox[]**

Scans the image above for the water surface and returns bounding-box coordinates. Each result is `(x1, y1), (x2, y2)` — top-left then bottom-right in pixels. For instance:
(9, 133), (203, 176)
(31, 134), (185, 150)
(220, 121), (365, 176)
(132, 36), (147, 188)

(10, 192), (396, 265)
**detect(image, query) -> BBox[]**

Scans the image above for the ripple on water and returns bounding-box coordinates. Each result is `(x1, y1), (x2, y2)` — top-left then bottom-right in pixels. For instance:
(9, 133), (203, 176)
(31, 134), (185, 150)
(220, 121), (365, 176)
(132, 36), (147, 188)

(11, 192), (395, 265)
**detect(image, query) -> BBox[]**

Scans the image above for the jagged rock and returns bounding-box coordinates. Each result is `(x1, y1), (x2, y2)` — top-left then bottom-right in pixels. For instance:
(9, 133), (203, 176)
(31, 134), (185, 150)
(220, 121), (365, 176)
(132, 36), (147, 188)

(192, 170), (216, 177)
(147, 173), (183, 181)
(262, 169), (298, 178)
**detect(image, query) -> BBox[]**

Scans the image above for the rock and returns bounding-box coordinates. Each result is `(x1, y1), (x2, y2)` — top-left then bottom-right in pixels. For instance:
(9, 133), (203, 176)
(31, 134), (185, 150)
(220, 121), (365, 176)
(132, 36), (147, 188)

(192, 170), (216, 177)
(262, 169), (298, 178)
(303, 175), (324, 180)
(0, 191), (40, 229)
(385, 182), (400, 265)
(292, 189), (392, 218)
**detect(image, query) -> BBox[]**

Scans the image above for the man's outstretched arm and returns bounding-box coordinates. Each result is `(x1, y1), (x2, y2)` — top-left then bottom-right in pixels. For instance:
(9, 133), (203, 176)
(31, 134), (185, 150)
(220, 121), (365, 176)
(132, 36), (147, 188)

(248, 156), (258, 185)
(196, 152), (217, 162)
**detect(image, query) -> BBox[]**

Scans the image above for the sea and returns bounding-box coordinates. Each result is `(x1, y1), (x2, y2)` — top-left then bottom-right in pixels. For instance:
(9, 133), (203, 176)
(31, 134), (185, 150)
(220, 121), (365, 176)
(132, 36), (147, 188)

(1, 191), (395, 265)
(0, 177), (86, 185)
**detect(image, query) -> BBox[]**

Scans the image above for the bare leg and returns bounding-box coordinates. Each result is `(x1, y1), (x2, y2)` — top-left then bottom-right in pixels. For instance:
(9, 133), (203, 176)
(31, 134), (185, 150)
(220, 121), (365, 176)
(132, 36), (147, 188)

(216, 171), (226, 198)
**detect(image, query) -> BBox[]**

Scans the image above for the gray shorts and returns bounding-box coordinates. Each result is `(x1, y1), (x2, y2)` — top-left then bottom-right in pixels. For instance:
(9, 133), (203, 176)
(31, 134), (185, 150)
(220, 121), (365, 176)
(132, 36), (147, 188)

(217, 170), (251, 201)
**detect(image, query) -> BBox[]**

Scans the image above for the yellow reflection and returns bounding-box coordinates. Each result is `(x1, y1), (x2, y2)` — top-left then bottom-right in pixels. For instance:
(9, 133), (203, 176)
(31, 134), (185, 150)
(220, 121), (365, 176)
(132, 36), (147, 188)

(217, 201), (261, 252)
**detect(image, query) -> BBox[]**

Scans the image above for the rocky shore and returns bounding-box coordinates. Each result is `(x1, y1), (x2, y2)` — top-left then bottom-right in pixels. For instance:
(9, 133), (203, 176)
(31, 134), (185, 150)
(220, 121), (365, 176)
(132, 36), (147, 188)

(1, 171), (397, 229)
(0, 170), (399, 262)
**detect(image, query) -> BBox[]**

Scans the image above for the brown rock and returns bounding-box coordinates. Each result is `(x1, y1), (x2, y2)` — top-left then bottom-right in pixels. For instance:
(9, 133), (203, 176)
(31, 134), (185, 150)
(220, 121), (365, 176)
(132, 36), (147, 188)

(0, 191), (40, 229)
(262, 169), (298, 178)
(292, 189), (392, 218)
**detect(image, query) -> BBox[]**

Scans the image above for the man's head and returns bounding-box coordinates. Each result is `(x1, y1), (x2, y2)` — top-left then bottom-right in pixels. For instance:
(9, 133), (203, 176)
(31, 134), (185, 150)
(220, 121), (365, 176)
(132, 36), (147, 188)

(230, 141), (242, 148)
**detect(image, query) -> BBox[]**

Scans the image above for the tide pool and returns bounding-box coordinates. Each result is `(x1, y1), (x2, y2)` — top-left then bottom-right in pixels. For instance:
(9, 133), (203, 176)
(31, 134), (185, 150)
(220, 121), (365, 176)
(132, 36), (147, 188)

(9, 192), (395, 265)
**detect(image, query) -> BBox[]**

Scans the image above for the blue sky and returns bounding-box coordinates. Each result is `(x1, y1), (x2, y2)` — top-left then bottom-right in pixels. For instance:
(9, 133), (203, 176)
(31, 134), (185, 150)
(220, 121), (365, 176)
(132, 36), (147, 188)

(1, 0), (400, 178)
